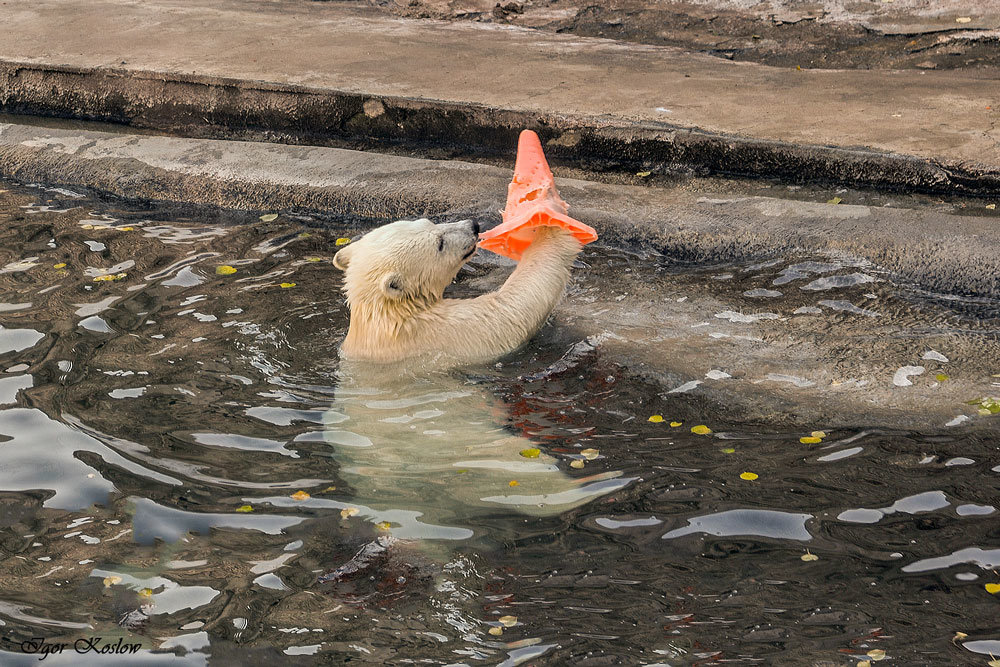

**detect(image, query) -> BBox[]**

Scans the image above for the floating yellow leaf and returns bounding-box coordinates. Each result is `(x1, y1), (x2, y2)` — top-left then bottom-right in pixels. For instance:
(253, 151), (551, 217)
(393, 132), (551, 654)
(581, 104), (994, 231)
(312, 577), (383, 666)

(103, 575), (122, 587)
(377, 521), (392, 531)
(720, 447), (736, 454)
(139, 588), (154, 597)
(986, 583), (1000, 594)
(519, 448), (540, 458)
(951, 631), (967, 643)
(260, 213), (278, 222)
(827, 196), (842, 205)
(216, 265), (237, 275)
(936, 374), (949, 382)
(280, 282), (296, 288)
(636, 171), (652, 177)
(52, 262), (66, 269)
(508, 480), (520, 487)
(988, 657), (1000, 667)
(306, 257), (323, 262)
(580, 448), (599, 460)
(235, 504), (254, 513)
(570, 459), (585, 469)
(321, 486), (337, 493)
(801, 551), (819, 562)
(988, 204), (997, 210)
(488, 626), (503, 636)
(691, 425), (712, 435)
(93, 273), (126, 282)
(670, 421), (682, 427)
(956, 16), (971, 23)
(811, 431), (827, 438)
(290, 490), (310, 501)
(866, 649), (886, 661)
(648, 415), (664, 423)
(298, 232), (311, 238)
(740, 471), (759, 481)
(498, 615), (517, 627)
(335, 238), (352, 246)
(800, 436), (822, 444)
(80, 224), (95, 230)
(341, 507), (359, 518)
(857, 662), (871, 667)
(119, 227), (134, 232)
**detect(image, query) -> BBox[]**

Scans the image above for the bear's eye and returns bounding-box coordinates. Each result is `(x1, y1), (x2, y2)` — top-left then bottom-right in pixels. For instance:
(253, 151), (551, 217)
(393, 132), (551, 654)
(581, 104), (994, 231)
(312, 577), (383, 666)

(437, 237), (445, 252)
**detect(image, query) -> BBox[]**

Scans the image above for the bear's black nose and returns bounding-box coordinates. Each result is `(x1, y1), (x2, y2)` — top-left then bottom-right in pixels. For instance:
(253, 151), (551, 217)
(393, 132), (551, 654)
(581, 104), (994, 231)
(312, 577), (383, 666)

(468, 219), (480, 235)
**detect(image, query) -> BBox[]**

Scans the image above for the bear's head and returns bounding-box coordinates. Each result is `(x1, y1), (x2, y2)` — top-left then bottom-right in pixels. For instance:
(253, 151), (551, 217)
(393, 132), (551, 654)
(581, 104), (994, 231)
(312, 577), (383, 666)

(333, 218), (480, 316)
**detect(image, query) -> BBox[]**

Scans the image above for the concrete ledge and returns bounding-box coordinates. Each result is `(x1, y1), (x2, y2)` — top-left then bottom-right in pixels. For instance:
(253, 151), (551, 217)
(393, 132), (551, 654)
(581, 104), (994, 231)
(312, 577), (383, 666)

(3, 61), (994, 197)
(2, 122), (998, 301)
(2, 0), (999, 196)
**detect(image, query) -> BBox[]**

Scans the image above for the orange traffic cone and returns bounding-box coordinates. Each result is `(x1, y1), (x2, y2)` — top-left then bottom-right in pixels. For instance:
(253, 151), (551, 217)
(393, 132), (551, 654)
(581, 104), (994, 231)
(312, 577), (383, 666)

(477, 129), (598, 261)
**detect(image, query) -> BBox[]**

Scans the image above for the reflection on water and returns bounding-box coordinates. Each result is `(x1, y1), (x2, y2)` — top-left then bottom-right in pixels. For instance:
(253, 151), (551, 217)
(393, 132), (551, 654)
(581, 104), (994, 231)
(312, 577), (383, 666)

(0, 181), (999, 663)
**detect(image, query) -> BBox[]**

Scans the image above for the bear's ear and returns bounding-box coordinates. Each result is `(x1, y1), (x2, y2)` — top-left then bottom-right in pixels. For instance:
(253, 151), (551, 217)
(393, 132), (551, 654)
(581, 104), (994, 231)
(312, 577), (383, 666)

(380, 273), (407, 300)
(332, 244), (354, 271)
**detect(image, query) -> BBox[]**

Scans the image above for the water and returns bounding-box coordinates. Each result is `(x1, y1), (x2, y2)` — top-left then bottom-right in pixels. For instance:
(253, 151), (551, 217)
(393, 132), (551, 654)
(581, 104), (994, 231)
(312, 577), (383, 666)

(0, 180), (999, 664)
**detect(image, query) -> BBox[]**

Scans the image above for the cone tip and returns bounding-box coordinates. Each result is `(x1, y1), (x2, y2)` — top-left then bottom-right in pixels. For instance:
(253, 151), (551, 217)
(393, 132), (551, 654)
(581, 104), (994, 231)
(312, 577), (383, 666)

(517, 129), (543, 152)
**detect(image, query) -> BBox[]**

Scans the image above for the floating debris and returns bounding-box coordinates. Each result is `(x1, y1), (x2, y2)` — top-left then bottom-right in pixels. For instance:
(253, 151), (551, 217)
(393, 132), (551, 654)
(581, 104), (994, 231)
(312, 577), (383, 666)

(216, 265), (237, 275)
(93, 273), (127, 282)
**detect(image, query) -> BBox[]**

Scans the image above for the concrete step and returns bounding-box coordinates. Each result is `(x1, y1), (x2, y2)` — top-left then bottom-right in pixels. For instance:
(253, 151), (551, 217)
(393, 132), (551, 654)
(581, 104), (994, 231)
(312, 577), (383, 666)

(2, 121), (998, 299)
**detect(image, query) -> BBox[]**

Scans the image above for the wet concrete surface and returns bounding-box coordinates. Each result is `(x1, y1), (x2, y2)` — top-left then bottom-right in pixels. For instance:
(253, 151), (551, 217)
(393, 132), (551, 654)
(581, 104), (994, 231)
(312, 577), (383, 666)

(1, 0), (998, 194)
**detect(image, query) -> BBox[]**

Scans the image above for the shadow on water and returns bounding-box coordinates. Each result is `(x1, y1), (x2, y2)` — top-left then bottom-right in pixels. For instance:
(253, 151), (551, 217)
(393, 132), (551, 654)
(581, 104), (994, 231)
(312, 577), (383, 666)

(0, 180), (998, 664)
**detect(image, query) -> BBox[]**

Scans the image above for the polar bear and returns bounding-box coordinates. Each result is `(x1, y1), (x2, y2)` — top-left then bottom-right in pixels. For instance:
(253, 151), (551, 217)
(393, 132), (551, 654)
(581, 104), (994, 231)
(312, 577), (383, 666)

(324, 219), (631, 539)
(332, 218), (583, 367)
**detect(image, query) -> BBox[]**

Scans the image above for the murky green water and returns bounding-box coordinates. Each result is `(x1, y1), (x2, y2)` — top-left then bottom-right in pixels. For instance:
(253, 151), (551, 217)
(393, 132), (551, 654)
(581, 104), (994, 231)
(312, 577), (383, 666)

(0, 181), (999, 665)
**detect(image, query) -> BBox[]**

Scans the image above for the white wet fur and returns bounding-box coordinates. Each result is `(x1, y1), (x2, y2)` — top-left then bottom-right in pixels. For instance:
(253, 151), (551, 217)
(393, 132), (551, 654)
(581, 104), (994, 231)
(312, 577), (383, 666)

(326, 219), (630, 537)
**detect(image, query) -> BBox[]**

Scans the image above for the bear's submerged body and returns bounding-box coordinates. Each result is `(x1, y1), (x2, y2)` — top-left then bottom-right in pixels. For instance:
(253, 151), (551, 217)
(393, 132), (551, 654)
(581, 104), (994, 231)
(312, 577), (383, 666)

(325, 365), (632, 538)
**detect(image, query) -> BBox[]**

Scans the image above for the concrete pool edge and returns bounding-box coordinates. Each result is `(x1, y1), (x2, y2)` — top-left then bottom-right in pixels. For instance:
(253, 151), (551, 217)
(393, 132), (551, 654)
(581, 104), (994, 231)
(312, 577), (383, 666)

(1, 121), (999, 300)
(3, 60), (997, 198)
